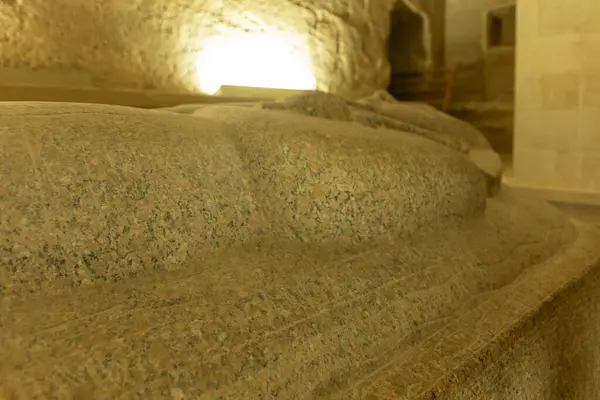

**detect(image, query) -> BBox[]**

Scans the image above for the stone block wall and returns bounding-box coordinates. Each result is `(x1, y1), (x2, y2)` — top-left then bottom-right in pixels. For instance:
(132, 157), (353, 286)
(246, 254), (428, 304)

(444, 0), (515, 103)
(513, 0), (600, 193)
(443, 0), (516, 158)
(445, 0), (515, 66)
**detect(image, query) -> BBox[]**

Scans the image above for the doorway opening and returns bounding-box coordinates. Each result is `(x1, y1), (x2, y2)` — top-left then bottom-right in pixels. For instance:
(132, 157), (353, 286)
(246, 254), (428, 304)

(486, 5), (516, 48)
(386, 0), (432, 101)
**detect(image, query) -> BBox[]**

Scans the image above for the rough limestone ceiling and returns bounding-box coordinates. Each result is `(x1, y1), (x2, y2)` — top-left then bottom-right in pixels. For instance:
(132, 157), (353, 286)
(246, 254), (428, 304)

(0, 0), (427, 97)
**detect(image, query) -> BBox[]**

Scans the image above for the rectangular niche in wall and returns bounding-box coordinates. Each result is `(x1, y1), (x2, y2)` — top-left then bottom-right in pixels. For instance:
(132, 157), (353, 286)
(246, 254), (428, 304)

(486, 5), (516, 48)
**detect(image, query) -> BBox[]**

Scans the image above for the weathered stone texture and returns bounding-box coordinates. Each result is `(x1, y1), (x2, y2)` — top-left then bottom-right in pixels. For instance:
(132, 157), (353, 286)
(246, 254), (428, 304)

(0, 0), (426, 97)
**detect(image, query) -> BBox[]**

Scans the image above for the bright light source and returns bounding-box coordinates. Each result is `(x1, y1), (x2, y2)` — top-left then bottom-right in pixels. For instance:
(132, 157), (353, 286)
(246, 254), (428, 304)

(194, 31), (317, 95)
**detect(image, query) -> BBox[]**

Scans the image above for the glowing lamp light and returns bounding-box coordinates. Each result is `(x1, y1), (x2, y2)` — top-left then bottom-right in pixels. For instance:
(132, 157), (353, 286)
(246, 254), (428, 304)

(194, 31), (317, 95)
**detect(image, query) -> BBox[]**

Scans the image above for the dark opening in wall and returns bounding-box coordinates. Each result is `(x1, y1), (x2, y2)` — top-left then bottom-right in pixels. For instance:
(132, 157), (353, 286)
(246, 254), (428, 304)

(386, 1), (430, 101)
(387, 3), (427, 77)
(486, 5), (516, 48)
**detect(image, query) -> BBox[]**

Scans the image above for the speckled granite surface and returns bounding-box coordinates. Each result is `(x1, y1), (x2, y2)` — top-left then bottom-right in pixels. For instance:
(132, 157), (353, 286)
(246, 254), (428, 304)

(1, 96), (600, 399)
(0, 99), (488, 295)
(164, 91), (503, 196)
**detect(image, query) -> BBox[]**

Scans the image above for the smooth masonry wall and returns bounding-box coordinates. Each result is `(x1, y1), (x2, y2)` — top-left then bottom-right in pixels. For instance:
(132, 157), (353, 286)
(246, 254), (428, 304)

(513, 0), (600, 193)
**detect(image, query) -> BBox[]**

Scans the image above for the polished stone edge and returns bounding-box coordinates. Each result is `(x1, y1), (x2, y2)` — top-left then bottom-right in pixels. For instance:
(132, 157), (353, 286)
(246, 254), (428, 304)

(340, 218), (600, 398)
(468, 147), (503, 197)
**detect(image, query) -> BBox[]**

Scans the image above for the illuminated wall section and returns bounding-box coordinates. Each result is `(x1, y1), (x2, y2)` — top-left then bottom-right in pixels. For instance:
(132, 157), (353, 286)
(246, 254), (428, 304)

(0, 1), (440, 98)
(0, 0), (410, 98)
(193, 15), (316, 95)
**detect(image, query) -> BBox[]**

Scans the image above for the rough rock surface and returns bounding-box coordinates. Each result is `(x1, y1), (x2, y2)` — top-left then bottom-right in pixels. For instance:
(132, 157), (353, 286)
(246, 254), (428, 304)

(1, 96), (599, 399)
(0, 0), (427, 97)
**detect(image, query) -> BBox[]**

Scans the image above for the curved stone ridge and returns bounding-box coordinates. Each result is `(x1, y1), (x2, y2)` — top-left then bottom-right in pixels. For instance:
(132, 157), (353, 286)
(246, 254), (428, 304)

(159, 91), (505, 196)
(2, 98), (599, 400)
(0, 189), (592, 399)
(173, 91), (504, 196)
(0, 100), (486, 294)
